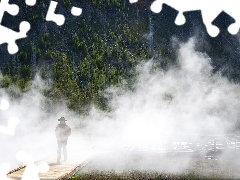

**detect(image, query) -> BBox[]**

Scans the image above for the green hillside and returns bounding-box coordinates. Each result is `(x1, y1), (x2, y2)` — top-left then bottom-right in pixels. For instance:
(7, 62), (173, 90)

(0, 0), (240, 113)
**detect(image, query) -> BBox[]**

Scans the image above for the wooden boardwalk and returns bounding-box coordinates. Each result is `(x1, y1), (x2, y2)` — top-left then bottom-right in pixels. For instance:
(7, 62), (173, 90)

(7, 153), (90, 180)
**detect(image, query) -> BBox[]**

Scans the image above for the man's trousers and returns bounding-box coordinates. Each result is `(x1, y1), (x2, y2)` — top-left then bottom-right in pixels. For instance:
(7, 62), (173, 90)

(57, 140), (67, 162)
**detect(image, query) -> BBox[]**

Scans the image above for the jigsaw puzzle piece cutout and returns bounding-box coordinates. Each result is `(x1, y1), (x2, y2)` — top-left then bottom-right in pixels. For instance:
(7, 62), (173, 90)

(175, 12), (186, 25)
(201, 8), (221, 37)
(25, 0), (37, 6)
(0, 99), (9, 111)
(16, 151), (49, 180)
(228, 22), (239, 35)
(150, 0), (222, 37)
(222, 1), (240, 35)
(0, 117), (19, 136)
(0, 163), (14, 180)
(151, 0), (240, 36)
(0, 0), (31, 54)
(129, 0), (138, 3)
(0, 21), (30, 54)
(0, 0), (19, 23)
(196, 1), (240, 36)
(46, 1), (65, 26)
(227, 12), (240, 35)
(151, 0), (164, 13)
(151, 0), (199, 27)
(71, 6), (82, 16)
(0, 99), (19, 136)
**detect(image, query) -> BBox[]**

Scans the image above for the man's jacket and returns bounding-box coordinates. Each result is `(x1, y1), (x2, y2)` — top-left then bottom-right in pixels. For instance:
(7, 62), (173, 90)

(55, 124), (71, 141)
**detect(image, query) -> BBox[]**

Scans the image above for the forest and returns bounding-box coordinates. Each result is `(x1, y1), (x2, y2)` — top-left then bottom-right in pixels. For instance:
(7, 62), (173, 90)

(1, 0), (240, 114)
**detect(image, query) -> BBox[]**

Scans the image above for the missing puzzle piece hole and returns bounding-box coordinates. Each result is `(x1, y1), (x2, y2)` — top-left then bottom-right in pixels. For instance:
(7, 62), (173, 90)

(25, 0), (36, 6)
(175, 12), (186, 25)
(0, 163), (11, 173)
(19, 21), (31, 33)
(7, 21), (30, 54)
(151, 0), (163, 13)
(16, 151), (29, 162)
(0, 100), (9, 111)
(16, 151), (49, 179)
(207, 25), (220, 37)
(46, 1), (65, 26)
(129, 0), (138, 3)
(8, 4), (19, 16)
(0, 163), (11, 177)
(8, 44), (18, 55)
(71, 7), (82, 16)
(228, 23), (239, 35)
(0, 117), (19, 136)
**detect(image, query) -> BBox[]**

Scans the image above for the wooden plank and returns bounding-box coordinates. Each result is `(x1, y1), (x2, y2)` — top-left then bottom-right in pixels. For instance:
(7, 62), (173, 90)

(7, 154), (90, 180)
(7, 163), (85, 180)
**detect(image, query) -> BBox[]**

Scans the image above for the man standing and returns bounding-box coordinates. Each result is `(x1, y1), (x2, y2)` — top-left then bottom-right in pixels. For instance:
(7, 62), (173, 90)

(55, 117), (71, 163)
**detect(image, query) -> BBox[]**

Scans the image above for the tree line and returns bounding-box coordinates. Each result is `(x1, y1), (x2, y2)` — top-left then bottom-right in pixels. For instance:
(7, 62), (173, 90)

(1, 0), (240, 114)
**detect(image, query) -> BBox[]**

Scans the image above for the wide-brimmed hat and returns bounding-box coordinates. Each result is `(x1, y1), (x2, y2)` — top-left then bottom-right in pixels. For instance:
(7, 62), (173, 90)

(58, 117), (67, 121)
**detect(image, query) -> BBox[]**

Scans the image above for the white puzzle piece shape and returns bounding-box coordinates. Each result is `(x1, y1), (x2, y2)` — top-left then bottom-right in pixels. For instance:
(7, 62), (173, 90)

(0, 21), (30, 54)
(46, 1), (65, 26)
(0, 99), (19, 136)
(0, 163), (13, 180)
(129, 0), (138, 3)
(71, 6), (82, 17)
(0, 117), (19, 136)
(0, 99), (9, 111)
(16, 151), (49, 180)
(25, 0), (37, 6)
(0, 0), (19, 23)
(131, 0), (240, 37)
(0, 0), (31, 54)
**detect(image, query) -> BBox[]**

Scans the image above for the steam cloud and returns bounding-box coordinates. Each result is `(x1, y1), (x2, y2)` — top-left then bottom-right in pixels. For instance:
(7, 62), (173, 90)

(1, 38), (240, 175)
(82, 38), (240, 149)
